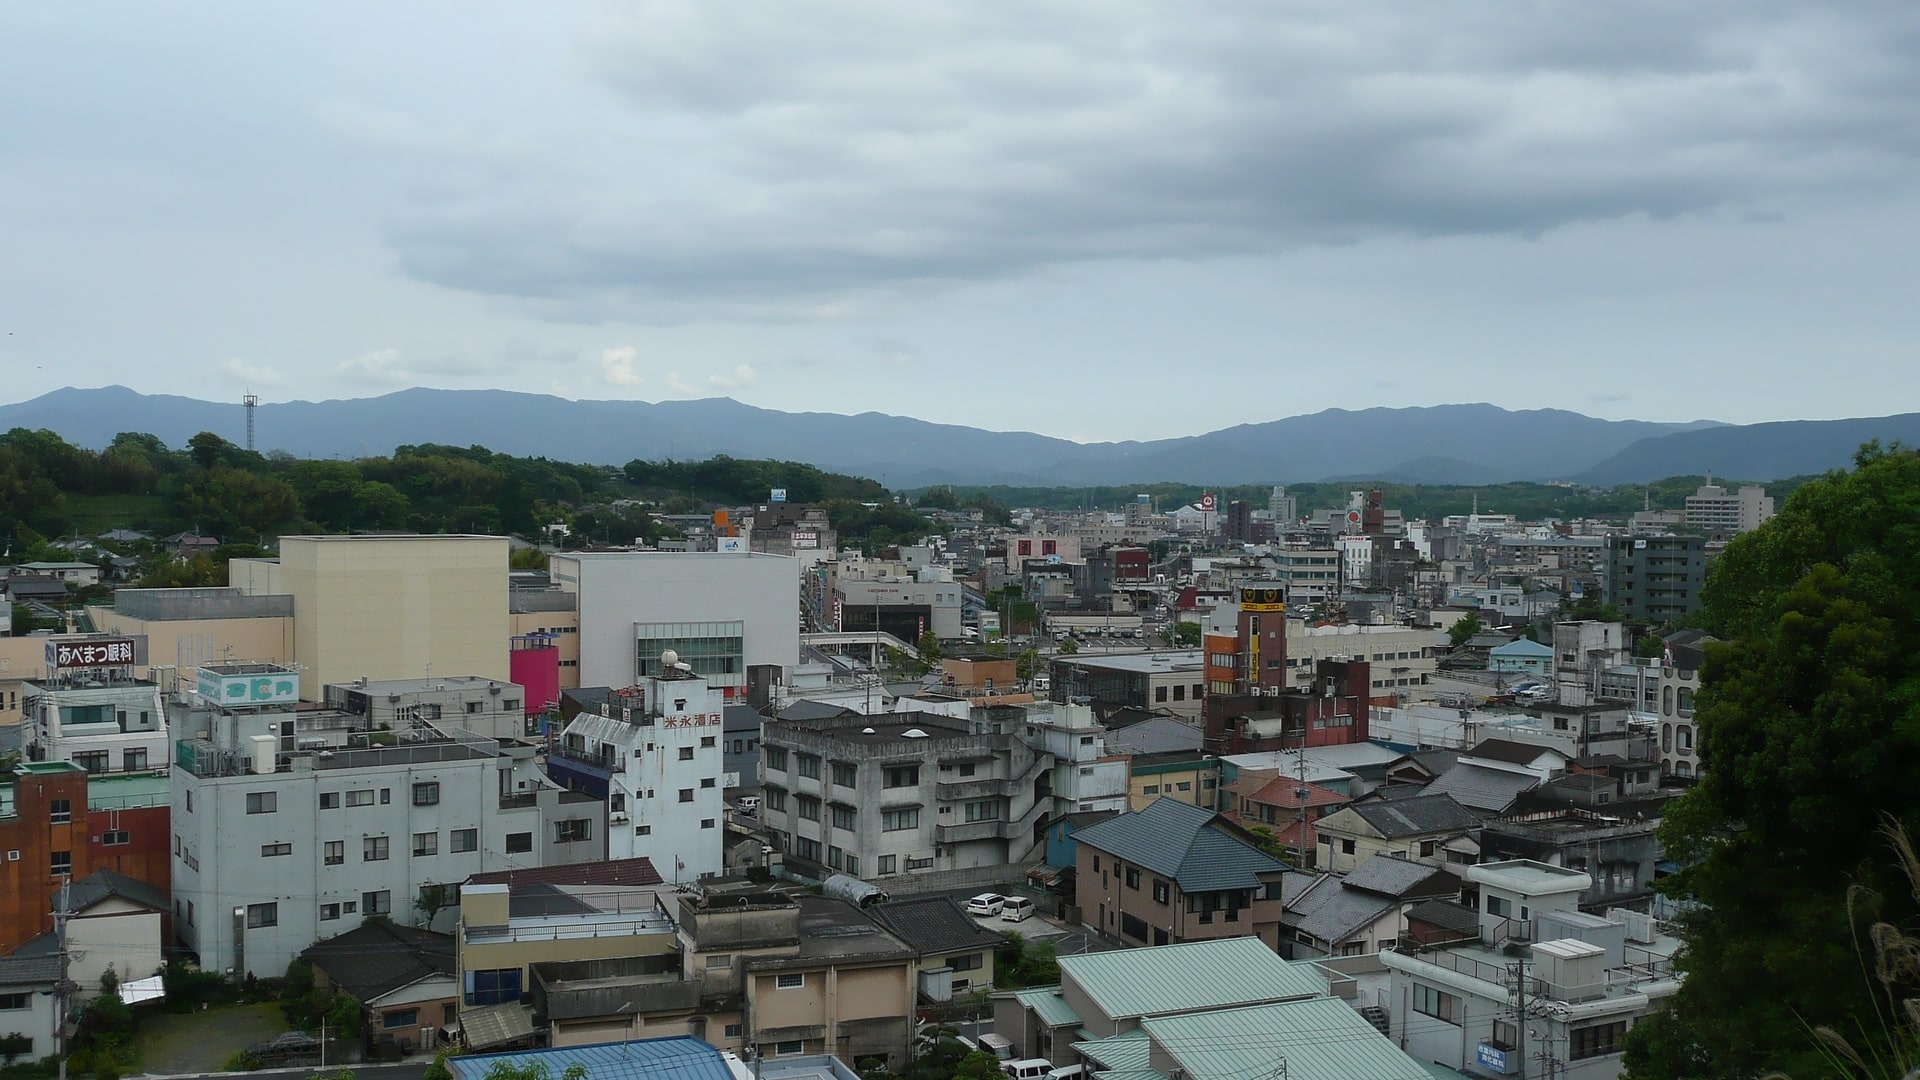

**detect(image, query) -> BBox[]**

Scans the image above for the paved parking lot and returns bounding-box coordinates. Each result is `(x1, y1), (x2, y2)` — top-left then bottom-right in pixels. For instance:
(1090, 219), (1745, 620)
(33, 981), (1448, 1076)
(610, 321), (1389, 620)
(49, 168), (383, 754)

(906, 883), (1118, 957)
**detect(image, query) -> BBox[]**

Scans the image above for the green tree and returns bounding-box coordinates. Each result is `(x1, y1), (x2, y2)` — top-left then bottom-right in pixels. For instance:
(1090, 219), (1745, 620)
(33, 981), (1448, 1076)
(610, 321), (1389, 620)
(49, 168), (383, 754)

(483, 1060), (587, 1080)
(1163, 621), (1201, 647)
(914, 631), (942, 674)
(187, 432), (231, 472)
(509, 546), (550, 571)
(1057, 637), (1078, 656)
(1624, 445), (1920, 1080)
(1634, 632), (1665, 659)
(1015, 648), (1041, 681)
(414, 883), (455, 928)
(1446, 610), (1483, 648)
(951, 1053), (1004, 1080)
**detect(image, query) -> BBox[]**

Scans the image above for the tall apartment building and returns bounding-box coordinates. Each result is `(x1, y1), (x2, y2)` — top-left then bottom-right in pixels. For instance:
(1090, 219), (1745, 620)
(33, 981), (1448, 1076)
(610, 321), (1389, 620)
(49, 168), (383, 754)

(1684, 482), (1774, 537)
(1018, 701), (1130, 815)
(1267, 546), (1341, 604)
(760, 712), (1054, 880)
(230, 535), (511, 699)
(547, 667), (728, 883)
(172, 731), (596, 977)
(549, 551), (799, 700)
(1603, 534), (1706, 624)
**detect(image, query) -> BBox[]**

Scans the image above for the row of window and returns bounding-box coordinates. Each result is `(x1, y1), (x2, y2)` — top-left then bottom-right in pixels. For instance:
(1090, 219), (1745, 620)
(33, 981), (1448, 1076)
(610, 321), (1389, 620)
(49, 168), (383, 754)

(764, 748), (921, 789)
(1153, 683), (1205, 703)
(69, 749), (149, 773)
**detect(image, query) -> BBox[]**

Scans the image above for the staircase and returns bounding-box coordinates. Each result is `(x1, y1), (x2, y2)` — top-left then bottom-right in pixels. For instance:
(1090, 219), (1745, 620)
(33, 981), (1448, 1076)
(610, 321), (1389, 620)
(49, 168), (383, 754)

(1358, 1005), (1390, 1037)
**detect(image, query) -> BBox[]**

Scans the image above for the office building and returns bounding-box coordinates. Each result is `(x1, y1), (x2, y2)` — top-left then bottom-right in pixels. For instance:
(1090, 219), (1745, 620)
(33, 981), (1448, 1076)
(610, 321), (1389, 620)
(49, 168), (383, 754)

(1684, 482), (1774, 537)
(549, 551), (800, 700)
(1603, 535), (1706, 624)
(1049, 651), (1207, 720)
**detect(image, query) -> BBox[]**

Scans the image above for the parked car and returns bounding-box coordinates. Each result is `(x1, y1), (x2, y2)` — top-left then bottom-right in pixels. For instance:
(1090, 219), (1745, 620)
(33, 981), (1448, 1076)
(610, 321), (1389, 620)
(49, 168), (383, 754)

(1005, 1059), (1054, 1080)
(965, 893), (1007, 916)
(735, 796), (760, 817)
(247, 1032), (321, 1063)
(1000, 896), (1036, 922)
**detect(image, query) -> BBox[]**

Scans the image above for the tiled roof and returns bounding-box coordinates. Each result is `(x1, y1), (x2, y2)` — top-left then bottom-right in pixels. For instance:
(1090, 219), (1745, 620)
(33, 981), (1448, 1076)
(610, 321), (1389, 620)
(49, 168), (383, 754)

(776, 699), (860, 722)
(466, 857), (662, 888)
(1281, 877), (1396, 946)
(1341, 855), (1457, 900)
(1141, 997), (1434, 1080)
(0, 954), (62, 987)
(66, 869), (168, 914)
(1102, 715), (1205, 755)
(1466, 738), (1565, 766)
(1059, 936), (1324, 1020)
(1346, 794), (1480, 838)
(1070, 798), (1287, 893)
(870, 895), (1005, 957)
(1405, 898), (1481, 937)
(302, 921), (455, 1002)
(1243, 777), (1348, 811)
(1423, 763), (1541, 814)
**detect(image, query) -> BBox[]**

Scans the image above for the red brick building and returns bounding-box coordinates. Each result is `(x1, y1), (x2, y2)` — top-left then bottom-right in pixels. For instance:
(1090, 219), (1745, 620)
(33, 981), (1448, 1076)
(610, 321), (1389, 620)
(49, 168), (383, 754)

(0, 762), (171, 954)
(1201, 585), (1373, 754)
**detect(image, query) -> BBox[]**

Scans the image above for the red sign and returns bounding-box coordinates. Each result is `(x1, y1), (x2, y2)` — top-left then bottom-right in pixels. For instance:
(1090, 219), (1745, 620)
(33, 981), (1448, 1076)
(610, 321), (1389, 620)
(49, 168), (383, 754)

(46, 638), (135, 670)
(1199, 493), (1216, 512)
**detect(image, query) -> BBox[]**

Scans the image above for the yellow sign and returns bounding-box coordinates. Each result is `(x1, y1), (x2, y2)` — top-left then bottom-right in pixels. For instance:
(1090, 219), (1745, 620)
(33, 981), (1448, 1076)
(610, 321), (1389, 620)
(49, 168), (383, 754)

(1240, 587), (1286, 613)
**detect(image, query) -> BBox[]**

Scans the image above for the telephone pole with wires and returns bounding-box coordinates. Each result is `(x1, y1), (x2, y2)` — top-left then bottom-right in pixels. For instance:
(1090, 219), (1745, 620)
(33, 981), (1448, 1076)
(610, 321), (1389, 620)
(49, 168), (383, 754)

(54, 875), (75, 1080)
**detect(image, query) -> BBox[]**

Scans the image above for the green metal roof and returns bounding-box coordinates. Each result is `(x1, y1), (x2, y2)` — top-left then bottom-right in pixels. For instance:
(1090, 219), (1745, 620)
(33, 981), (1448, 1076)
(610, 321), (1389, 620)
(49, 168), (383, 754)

(1013, 986), (1084, 1029)
(1059, 936), (1325, 1021)
(1074, 1030), (1152, 1072)
(1140, 997), (1433, 1080)
(1097, 1070), (1169, 1080)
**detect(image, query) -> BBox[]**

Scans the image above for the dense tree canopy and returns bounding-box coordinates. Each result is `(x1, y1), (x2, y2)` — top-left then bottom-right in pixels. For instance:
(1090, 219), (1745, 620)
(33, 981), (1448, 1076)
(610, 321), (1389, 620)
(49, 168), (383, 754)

(1625, 444), (1920, 1079)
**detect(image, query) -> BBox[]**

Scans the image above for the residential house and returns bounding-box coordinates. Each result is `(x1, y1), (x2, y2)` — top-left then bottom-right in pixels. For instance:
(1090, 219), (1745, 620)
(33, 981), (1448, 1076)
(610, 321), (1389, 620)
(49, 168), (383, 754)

(1313, 794), (1481, 873)
(1125, 749), (1218, 811)
(1381, 860), (1680, 1080)
(1487, 638), (1553, 677)
(33, 870), (168, 996)
(1071, 797), (1291, 949)
(1224, 774), (1349, 864)
(1279, 854), (1458, 961)
(0, 763), (171, 956)
(1095, 996), (1438, 1080)
(0, 954), (60, 1064)
(304, 921), (458, 1052)
(993, 935), (1327, 1063)
(870, 895), (1004, 997)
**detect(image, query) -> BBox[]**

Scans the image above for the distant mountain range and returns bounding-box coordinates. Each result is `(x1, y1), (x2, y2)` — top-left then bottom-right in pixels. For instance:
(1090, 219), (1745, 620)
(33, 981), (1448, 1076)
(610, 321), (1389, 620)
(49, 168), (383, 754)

(2, 385), (1914, 488)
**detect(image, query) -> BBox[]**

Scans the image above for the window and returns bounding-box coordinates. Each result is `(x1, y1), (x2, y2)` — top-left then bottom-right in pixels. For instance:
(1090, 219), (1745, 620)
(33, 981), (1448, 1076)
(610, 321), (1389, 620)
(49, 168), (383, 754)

(796, 795), (821, 821)
(679, 747), (695, 761)
(701, 819), (715, 829)
(882, 808), (919, 831)
(1125, 867), (1141, 889)
(51, 850), (72, 875)
(765, 789), (787, 812)
(75, 751), (108, 774)
(831, 762), (857, 787)
(1142, 784), (1160, 795)
(451, 829), (478, 853)
(877, 854), (896, 875)
(413, 831), (440, 856)
(828, 845), (843, 869)
(965, 800), (1001, 822)
(320, 903), (340, 921)
(1486, 894), (1510, 918)
(1491, 1020), (1519, 1051)
(1155, 686), (1168, 703)
(1172, 685), (1185, 701)
(49, 799), (71, 824)
(363, 836), (390, 861)
(245, 792), (277, 815)
(380, 788), (392, 805)
(774, 1042), (804, 1057)
(555, 820), (591, 844)
(506, 832), (533, 853)
(363, 890), (392, 916)
(1153, 879), (1170, 904)
(1411, 983), (1458, 1024)
(637, 825), (653, 835)
(464, 968), (522, 1006)
(949, 952), (983, 972)
(384, 1010), (419, 1030)
(831, 804), (857, 831)
(701, 777), (716, 788)
(184, 790), (192, 812)
(324, 840), (344, 865)
(246, 902), (278, 928)
(797, 753), (822, 779)
(1176, 781), (1192, 792)
(412, 782), (440, 806)
(957, 763), (975, 777)
(346, 789), (374, 807)
(883, 765), (919, 788)
(320, 792), (340, 809)
(124, 748), (148, 771)
(1340, 838), (1356, 855)
(1571, 1021), (1629, 1060)
(765, 746), (788, 771)
(725, 1024), (743, 1039)
(261, 842), (292, 858)
(701, 736), (716, 748)
(775, 973), (805, 990)
(101, 829), (129, 846)
(679, 788), (696, 803)
(845, 854), (858, 876)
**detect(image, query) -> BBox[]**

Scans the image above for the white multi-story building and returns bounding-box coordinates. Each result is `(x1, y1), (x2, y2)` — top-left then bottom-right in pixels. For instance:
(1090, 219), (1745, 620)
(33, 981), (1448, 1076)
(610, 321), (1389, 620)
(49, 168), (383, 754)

(1019, 701), (1129, 815)
(549, 551), (799, 700)
(25, 637), (167, 775)
(1683, 482), (1774, 537)
(171, 731), (593, 978)
(549, 666), (727, 883)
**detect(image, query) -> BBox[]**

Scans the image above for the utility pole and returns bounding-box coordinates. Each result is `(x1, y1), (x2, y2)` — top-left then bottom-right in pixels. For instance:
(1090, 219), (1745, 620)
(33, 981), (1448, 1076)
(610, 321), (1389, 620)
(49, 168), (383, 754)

(1531, 1028), (1561, 1080)
(1511, 950), (1530, 1080)
(54, 875), (72, 1080)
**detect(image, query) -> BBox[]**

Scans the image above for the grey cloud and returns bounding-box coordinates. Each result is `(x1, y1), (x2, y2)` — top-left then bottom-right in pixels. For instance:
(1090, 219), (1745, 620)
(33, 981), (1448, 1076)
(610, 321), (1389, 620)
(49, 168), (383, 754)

(355, 3), (1920, 315)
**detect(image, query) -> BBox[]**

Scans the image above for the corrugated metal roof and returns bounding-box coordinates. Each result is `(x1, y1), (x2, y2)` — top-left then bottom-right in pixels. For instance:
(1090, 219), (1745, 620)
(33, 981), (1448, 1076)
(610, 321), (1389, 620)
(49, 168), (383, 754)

(1074, 1030), (1152, 1071)
(1012, 987), (1083, 1029)
(1422, 763), (1540, 813)
(1059, 936), (1324, 1020)
(1098, 1069), (1170, 1080)
(450, 1036), (731, 1080)
(1141, 997), (1433, 1080)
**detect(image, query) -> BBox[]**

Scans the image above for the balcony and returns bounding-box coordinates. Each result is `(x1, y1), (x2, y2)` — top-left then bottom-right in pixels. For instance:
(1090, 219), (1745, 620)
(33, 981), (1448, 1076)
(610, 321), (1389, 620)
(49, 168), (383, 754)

(937, 777), (1014, 800)
(498, 792), (538, 811)
(937, 818), (1011, 844)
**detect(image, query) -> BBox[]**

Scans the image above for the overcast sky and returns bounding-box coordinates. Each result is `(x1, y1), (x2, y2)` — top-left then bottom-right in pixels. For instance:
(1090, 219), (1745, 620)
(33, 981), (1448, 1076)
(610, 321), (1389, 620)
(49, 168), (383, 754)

(3, 2), (1917, 441)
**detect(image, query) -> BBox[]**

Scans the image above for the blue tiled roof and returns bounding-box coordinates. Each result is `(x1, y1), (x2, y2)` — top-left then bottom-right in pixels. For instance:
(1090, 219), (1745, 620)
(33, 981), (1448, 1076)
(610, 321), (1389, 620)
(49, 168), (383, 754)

(448, 1037), (733, 1080)
(1071, 798), (1287, 893)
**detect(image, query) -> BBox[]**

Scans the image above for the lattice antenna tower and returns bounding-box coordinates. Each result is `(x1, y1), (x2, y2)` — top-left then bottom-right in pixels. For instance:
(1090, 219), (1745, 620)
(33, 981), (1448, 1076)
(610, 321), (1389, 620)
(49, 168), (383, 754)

(243, 393), (259, 451)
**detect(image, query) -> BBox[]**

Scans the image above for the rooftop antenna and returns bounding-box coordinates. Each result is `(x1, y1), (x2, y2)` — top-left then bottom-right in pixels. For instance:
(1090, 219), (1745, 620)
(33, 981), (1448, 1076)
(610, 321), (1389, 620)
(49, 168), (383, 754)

(242, 393), (259, 452)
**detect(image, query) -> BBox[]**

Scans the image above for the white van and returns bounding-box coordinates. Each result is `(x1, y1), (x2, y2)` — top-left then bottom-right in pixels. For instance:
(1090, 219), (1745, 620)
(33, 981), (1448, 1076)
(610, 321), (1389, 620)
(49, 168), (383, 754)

(1000, 896), (1036, 922)
(1047, 1067), (1086, 1080)
(978, 1034), (1014, 1061)
(1004, 1059), (1053, 1080)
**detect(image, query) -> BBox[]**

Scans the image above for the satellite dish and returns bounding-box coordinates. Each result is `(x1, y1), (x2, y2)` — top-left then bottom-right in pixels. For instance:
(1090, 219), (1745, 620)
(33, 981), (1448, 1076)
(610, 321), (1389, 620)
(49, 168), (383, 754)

(661, 649), (679, 668)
